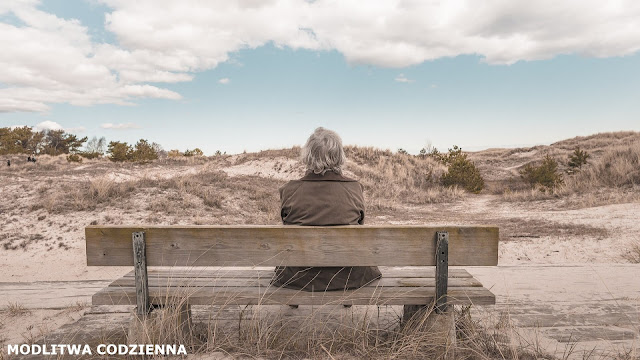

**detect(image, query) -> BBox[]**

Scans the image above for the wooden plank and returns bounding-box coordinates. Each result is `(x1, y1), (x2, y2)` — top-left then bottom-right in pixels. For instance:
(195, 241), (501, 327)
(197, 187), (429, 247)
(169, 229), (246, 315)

(132, 231), (150, 316)
(121, 268), (474, 279)
(86, 225), (499, 267)
(435, 231), (448, 313)
(92, 286), (495, 306)
(109, 276), (483, 288)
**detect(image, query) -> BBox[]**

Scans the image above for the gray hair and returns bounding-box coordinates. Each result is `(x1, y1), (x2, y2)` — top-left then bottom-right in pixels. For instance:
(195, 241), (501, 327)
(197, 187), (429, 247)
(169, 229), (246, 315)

(301, 127), (346, 175)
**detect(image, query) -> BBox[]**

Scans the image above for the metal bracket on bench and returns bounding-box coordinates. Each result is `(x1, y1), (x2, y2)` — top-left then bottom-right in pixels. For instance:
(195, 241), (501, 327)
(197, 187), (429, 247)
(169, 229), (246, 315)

(435, 231), (449, 314)
(132, 231), (150, 317)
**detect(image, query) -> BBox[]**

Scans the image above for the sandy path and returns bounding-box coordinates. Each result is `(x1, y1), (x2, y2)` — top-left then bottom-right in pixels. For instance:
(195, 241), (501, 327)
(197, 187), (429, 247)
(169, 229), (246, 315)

(1, 265), (637, 358)
(470, 264), (640, 358)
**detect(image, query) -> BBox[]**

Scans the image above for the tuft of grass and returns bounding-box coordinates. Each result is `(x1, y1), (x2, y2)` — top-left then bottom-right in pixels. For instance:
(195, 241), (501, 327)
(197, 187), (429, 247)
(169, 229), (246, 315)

(120, 272), (558, 360)
(3, 302), (31, 317)
(622, 242), (640, 264)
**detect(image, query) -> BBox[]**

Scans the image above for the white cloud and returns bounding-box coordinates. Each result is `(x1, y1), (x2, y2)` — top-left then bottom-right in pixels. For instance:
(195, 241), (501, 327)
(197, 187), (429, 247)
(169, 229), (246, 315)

(2, 0), (640, 112)
(0, 1), (182, 113)
(394, 74), (415, 83)
(34, 120), (64, 131)
(10, 121), (85, 133)
(218, 78), (230, 85)
(101, 122), (142, 130)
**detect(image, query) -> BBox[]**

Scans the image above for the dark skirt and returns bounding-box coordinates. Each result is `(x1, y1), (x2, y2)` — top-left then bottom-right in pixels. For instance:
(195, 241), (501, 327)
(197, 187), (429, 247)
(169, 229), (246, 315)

(271, 266), (382, 291)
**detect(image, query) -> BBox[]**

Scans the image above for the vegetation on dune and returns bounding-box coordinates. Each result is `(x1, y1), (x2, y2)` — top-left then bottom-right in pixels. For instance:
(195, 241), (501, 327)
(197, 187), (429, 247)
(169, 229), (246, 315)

(345, 146), (461, 208)
(4, 128), (639, 208)
(568, 147), (590, 170)
(0, 126), (87, 156)
(107, 139), (162, 162)
(519, 154), (564, 190)
(436, 146), (485, 194)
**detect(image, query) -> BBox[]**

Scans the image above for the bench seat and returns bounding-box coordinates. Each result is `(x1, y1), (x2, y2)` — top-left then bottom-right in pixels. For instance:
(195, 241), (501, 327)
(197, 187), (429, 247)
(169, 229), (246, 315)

(92, 267), (495, 306)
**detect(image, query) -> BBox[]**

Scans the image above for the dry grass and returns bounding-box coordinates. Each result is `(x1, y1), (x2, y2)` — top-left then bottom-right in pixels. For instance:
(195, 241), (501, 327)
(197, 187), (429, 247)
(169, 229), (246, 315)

(494, 137), (640, 207)
(345, 146), (462, 209)
(235, 147), (301, 164)
(28, 146), (467, 219)
(3, 302), (31, 317)
(29, 169), (284, 225)
(104, 270), (582, 360)
(121, 292), (548, 360)
(621, 242), (640, 264)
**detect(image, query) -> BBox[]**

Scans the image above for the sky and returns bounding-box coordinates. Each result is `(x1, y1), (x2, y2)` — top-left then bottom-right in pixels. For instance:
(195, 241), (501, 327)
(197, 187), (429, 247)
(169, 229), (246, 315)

(1, 0), (639, 155)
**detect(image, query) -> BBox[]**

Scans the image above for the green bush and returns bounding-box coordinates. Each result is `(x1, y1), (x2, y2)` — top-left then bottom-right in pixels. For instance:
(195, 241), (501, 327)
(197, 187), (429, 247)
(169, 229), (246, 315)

(79, 151), (102, 159)
(184, 148), (204, 157)
(520, 154), (564, 189)
(107, 141), (133, 162)
(568, 147), (589, 170)
(440, 146), (485, 193)
(131, 139), (158, 162)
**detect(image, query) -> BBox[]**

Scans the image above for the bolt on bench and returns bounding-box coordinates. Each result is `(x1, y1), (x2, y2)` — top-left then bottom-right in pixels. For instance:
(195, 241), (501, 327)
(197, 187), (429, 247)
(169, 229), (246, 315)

(86, 225), (498, 325)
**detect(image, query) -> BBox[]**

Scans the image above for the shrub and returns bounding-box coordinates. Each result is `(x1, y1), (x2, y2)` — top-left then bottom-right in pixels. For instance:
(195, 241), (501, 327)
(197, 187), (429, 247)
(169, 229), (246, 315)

(131, 139), (158, 162)
(568, 147), (589, 170)
(440, 149), (485, 194)
(184, 148), (204, 157)
(168, 149), (183, 158)
(107, 141), (133, 162)
(79, 151), (102, 159)
(66, 154), (82, 162)
(520, 154), (564, 190)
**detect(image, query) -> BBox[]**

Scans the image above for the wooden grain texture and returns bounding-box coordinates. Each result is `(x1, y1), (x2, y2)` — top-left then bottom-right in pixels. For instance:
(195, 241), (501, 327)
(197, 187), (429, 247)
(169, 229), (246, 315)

(435, 231), (449, 313)
(86, 225), (498, 267)
(109, 275), (483, 288)
(132, 232), (150, 316)
(92, 285), (495, 306)
(121, 268), (474, 279)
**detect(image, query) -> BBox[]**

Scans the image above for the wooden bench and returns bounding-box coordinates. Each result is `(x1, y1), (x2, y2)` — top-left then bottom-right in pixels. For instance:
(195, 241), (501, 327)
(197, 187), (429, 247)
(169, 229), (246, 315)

(86, 225), (498, 323)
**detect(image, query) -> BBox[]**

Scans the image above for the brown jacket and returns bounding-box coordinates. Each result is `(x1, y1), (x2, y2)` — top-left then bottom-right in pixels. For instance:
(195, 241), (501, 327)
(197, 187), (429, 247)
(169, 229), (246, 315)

(271, 170), (382, 291)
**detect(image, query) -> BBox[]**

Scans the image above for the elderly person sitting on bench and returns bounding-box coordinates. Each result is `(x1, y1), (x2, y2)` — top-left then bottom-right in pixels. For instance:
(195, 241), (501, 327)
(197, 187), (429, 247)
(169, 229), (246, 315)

(272, 127), (382, 291)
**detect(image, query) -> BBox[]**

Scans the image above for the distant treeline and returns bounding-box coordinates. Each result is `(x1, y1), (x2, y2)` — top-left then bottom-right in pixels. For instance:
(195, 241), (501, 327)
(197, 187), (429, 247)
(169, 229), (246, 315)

(0, 126), (87, 156)
(0, 126), (208, 163)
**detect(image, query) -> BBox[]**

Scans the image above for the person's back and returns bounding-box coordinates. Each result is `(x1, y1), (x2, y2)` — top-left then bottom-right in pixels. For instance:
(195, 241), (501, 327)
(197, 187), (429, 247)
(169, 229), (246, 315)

(271, 127), (382, 291)
(280, 170), (364, 226)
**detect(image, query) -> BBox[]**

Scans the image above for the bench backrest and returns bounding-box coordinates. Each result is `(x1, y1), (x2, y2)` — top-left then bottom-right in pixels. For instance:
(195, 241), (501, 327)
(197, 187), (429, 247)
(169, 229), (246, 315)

(86, 225), (498, 267)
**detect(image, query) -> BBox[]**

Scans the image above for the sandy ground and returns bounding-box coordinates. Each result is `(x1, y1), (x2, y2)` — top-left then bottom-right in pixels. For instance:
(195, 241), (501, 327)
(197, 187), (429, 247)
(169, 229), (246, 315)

(1, 153), (639, 357)
(1, 193), (637, 283)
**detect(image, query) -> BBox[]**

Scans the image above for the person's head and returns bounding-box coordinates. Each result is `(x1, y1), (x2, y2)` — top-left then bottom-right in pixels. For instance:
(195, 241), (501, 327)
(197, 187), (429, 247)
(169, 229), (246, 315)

(301, 127), (346, 175)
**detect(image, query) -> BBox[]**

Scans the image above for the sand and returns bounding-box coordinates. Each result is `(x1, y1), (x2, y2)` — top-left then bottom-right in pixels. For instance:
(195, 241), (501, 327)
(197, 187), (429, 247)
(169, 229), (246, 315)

(1, 148), (639, 355)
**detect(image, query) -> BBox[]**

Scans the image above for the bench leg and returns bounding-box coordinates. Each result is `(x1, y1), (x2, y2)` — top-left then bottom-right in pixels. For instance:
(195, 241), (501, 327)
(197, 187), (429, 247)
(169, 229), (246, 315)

(127, 303), (194, 346)
(402, 305), (426, 325)
(427, 309), (455, 360)
(402, 305), (456, 360)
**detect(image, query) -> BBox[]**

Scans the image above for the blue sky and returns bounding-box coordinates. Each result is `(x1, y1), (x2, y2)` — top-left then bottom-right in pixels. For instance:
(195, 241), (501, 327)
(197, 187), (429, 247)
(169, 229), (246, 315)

(1, 1), (639, 155)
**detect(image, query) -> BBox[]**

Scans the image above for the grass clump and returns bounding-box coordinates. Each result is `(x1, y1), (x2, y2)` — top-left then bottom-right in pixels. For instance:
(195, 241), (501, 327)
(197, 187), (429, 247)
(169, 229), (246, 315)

(66, 153), (83, 163)
(622, 242), (640, 263)
(3, 302), (31, 317)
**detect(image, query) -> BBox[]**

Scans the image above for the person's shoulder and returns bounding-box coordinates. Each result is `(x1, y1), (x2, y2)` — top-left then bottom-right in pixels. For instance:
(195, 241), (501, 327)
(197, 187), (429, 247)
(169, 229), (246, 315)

(279, 180), (303, 196)
(339, 178), (364, 194)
